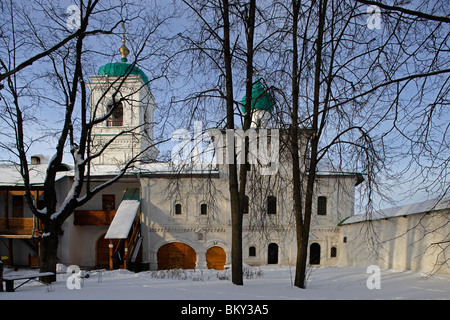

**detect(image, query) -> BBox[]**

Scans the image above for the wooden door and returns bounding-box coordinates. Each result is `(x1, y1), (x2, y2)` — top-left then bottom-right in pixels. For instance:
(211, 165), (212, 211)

(96, 234), (121, 268)
(206, 246), (226, 270)
(268, 243), (278, 264)
(102, 194), (115, 211)
(309, 243), (321, 265)
(157, 242), (196, 270)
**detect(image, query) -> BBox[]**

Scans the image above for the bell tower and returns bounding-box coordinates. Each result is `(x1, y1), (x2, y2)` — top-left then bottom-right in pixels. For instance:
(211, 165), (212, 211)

(240, 74), (274, 128)
(87, 23), (158, 165)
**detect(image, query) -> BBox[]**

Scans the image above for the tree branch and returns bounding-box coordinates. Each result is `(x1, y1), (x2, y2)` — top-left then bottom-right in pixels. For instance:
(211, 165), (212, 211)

(356, 0), (450, 23)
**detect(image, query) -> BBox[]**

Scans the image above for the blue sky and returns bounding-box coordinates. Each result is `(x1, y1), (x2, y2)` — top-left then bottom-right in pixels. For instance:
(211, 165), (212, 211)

(0, 0), (448, 210)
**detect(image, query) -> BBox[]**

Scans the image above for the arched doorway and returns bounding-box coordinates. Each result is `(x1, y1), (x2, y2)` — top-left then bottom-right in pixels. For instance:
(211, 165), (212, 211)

(309, 243), (321, 265)
(268, 243), (278, 264)
(157, 242), (196, 270)
(206, 246), (226, 270)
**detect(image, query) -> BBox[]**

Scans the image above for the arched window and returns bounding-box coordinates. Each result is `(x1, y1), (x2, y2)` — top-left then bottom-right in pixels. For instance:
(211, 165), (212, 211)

(175, 203), (182, 215)
(267, 196), (277, 215)
(317, 196), (327, 215)
(309, 243), (321, 265)
(330, 247), (337, 258)
(249, 246), (256, 257)
(200, 203), (207, 215)
(106, 102), (123, 127)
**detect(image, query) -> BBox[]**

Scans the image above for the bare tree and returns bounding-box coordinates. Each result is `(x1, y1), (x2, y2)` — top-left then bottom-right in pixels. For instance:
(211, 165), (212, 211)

(0, 0), (172, 281)
(264, 0), (449, 287)
(354, 0), (450, 274)
(173, 0), (262, 285)
(169, 0), (448, 287)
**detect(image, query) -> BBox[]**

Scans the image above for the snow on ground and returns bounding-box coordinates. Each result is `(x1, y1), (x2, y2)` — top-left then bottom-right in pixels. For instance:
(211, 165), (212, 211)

(1, 265), (449, 300)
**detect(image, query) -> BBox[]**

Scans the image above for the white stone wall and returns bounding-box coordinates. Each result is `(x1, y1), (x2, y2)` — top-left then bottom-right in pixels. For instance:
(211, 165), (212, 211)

(138, 171), (358, 270)
(339, 210), (450, 274)
(59, 178), (140, 267)
(139, 175), (231, 270)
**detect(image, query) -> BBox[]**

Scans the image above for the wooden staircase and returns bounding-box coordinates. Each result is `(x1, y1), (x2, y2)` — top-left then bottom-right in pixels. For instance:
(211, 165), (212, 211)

(104, 188), (142, 270)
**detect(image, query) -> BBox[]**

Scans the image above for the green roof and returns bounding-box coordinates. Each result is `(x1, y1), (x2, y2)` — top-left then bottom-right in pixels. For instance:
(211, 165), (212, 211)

(98, 58), (149, 86)
(122, 188), (140, 201)
(241, 78), (274, 113)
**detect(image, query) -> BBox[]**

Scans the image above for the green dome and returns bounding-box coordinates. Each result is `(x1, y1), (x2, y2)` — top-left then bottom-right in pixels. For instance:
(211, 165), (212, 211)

(241, 78), (274, 113)
(98, 58), (149, 86)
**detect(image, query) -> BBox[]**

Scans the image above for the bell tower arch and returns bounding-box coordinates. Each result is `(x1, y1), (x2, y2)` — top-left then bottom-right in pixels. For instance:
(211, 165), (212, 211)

(87, 22), (158, 165)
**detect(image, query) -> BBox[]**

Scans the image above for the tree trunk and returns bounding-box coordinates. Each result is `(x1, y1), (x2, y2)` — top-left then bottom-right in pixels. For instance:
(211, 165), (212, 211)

(39, 223), (60, 283)
(221, 0), (244, 286)
(294, 172), (316, 288)
(293, 0), (326, 288)
(294, 230), (308, 288)
(230, 184), (243, 285)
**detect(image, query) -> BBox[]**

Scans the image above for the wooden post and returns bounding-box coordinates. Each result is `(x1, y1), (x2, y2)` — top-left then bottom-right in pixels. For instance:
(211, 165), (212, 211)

(124, 240), (128, 270)
(0, 260), (3, 292)
(109, 240), (113, 270)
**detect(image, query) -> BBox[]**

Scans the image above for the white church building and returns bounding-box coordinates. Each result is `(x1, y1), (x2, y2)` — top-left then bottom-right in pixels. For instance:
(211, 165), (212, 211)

(1, 37), (448, 275)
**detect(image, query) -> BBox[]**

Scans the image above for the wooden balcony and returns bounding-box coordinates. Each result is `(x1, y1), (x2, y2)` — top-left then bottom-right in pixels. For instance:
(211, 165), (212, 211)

(73, 210), (117, 226)
(0, 218), (43, 239)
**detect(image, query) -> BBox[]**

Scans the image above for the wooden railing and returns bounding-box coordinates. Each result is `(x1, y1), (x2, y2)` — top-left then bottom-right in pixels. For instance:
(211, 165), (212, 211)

(108, 210), (141, 270)
(73, 210), (117, 226)
(123, 211), (141, 269)
(0, 218), (42, 237)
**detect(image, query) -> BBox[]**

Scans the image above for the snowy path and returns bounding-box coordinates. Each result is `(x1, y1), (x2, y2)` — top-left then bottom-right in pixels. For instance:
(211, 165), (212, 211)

(1, 265), (448, 300)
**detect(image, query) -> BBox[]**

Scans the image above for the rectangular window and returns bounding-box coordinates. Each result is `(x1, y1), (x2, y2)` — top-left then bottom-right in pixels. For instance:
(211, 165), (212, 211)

(200, 203), (207, 215)
(102, 194), (115, 211)
(175, 203), (182, 215)
(331, 247), (337, 258)
(243, 195), (249, 214)
(317, 196), (327, 215)
(267, 196), (277, 215)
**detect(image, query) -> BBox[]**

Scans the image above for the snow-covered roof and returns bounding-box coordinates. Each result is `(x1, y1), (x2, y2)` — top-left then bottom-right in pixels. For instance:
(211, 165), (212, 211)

(66, 162), (218, 177)
(0, 164), (69, 187)
(105, 188), (141, 239)
(0, 161), (218, 187)
(340, 197), (450, 225)
(104, 199), (140, 239)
